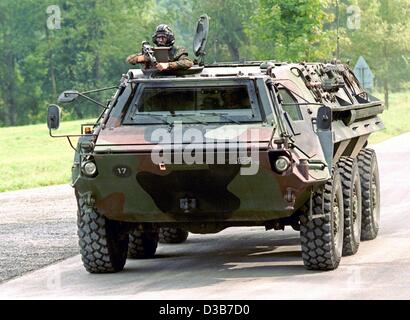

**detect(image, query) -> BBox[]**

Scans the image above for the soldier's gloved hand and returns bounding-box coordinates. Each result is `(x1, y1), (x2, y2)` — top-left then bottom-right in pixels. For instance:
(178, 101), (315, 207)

(126, 54), (146, 65)
(156, 62), (169, 71)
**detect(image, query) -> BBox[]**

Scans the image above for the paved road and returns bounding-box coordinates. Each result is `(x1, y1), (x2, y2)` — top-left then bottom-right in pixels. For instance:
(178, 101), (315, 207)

(0, 133), (409, 299)
(0, 185), (77, 282)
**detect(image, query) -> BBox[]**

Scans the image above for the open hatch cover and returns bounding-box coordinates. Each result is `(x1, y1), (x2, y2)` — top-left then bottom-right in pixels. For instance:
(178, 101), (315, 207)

(193, 14), (209, 64)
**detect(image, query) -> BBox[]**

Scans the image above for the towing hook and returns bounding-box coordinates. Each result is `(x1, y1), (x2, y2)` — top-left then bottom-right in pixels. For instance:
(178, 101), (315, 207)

(284, 188), (296, 210)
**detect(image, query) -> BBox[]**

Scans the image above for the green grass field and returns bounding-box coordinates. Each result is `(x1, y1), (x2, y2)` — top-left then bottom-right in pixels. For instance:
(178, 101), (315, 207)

(0, 92), (409, 192)
(368, 92), (410, 144)
(0, 120), (89, 192)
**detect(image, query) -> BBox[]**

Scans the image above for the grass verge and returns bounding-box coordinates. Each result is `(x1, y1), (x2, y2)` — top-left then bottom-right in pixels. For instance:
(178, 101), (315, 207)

(0, 120), (90, 192)
(368, 92), (410, 144)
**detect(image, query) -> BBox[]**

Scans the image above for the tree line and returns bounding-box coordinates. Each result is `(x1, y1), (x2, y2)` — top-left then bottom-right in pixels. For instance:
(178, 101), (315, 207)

(0, 0), (409, 126)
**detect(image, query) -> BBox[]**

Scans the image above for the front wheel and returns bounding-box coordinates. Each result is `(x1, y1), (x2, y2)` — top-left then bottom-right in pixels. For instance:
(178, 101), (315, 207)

(77, 198), (129, 273)
(300, 169), (344, 271)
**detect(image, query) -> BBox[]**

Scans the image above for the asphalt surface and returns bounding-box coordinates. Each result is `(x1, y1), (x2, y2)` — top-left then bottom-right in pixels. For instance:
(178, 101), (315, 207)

(0, 133), (409, 299)
(0, 185), (78, 282)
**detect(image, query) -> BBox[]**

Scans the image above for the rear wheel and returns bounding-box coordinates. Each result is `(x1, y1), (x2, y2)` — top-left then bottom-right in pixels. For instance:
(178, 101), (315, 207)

(338, 157), (362, 256)
(357, 148), (380, 240)
(300, 169), (344, 271)
(159, 227), (189, 244)
(77, 198), (129, 273)
(128, 229), (159, 259)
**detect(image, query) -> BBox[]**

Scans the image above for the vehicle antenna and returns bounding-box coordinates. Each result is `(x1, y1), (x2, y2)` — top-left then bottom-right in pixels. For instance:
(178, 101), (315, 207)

(336, 0), (340, 60)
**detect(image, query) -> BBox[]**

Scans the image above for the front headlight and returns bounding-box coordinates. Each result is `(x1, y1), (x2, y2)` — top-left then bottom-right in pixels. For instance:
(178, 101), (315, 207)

(82, 161), (97, 177)
(275, 156), (291, 173)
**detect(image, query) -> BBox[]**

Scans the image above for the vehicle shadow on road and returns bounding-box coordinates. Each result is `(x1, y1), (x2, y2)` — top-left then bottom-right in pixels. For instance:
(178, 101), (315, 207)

(119, 231), (319, 292)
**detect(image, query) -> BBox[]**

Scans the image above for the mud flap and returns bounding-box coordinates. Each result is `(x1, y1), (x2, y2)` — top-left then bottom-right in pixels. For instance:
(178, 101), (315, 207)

(308, 106), (333, 220)
(308, 188), (326, 220)
(316, 130), (333, 175)
(315, 106), (333, 175)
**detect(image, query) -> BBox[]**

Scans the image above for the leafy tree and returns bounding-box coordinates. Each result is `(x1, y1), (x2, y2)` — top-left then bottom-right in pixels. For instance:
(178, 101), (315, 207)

(162, 0), (256, 63)
(248, 0), (335, 61)
(0, 0), (162, 125)
(342, 0), (410, 107)
(198, 0), (257, 62)
(1, 0), (409, 126)
(0, 0), (46, 125)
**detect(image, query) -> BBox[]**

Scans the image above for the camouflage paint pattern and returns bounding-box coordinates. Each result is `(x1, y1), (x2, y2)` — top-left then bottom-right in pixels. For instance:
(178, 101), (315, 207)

(70, 61), (384, 228)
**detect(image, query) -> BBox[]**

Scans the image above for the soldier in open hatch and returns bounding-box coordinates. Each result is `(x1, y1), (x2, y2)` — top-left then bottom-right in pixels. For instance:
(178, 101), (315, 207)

(126, 24), (193, 71)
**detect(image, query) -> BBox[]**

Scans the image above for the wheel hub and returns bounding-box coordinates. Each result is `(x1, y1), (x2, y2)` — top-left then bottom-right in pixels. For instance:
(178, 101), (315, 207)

(333, 192), (343, 257)
(352, 186), (358, 223)
(333, 199), (340, 236)
(371, 173), (380, 228)
(371, 178), (378, 211)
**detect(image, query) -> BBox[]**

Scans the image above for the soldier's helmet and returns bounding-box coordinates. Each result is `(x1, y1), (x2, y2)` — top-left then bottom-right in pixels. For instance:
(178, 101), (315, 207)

(152, 24), (175, 46)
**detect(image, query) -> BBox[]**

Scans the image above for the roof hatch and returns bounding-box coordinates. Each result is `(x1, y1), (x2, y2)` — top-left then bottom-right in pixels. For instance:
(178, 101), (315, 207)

(193, 14), (209, 65)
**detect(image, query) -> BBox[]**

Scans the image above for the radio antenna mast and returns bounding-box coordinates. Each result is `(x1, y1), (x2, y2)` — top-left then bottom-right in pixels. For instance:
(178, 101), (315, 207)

(336, 0), (340, 60)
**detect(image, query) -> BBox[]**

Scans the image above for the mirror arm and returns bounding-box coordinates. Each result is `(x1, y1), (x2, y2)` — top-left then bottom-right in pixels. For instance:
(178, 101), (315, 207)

(48, 129), (97, 152)
(76, 93), (108, 109)
(81, 86), (118, 95)
(66, 136), (77, 152)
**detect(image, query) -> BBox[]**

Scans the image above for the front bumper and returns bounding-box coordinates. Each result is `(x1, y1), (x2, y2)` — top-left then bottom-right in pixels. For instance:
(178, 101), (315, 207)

(73, 150), (326, 223)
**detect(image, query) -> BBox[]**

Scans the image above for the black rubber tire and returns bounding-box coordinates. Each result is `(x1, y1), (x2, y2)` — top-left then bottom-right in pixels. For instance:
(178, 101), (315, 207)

(357, 148), (380, 240)
(338, 157), (362, 256)
(77, 198), (129, 273)
(128, 229), (159, 259)
(300, 169), (344, 271)
(159, 227), (189, 244)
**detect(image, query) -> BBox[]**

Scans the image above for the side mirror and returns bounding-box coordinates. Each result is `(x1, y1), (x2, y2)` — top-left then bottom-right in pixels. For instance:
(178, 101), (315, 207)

(317, 106), (332, 131)
(47, 104), (61, 130)
(58, 90), (79, 103)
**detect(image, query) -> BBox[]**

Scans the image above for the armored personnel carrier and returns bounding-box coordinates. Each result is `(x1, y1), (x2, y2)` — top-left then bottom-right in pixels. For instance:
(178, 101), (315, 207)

(48, 18), (384, 273)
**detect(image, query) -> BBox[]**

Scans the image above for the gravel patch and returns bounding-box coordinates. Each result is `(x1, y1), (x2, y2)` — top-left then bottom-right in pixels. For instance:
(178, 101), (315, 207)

(0, 185), (78, 282)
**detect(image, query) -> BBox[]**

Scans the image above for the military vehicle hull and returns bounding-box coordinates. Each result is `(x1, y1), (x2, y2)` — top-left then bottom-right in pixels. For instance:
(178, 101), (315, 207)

(50, 61), (384, 273)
